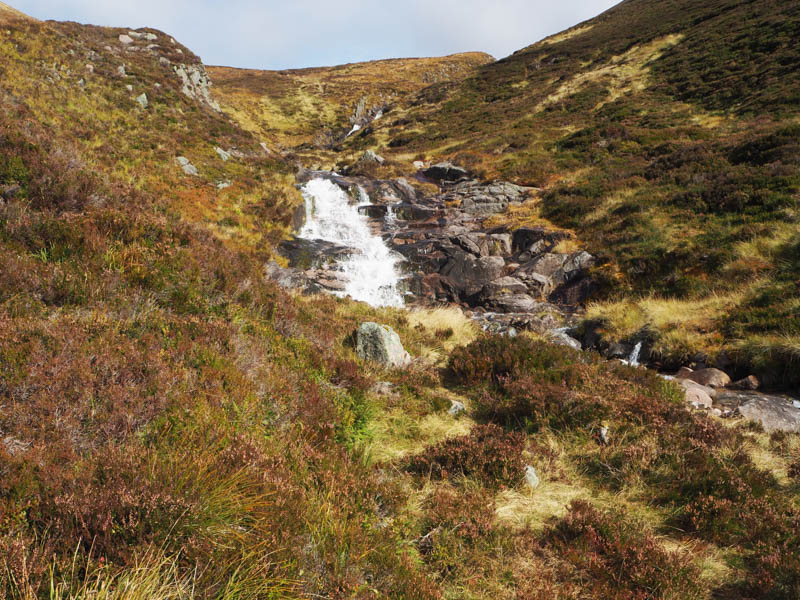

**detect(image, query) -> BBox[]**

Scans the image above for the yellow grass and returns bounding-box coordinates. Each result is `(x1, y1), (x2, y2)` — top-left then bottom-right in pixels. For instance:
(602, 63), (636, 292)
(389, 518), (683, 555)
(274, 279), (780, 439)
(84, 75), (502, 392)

(0, 1), (34, 22)
(539, 34), (684, 111)
(539, 24), (595, 46)
(406, 306), (480, 363)
(368, 405), (474, 463)
(587, 290), (749, 339)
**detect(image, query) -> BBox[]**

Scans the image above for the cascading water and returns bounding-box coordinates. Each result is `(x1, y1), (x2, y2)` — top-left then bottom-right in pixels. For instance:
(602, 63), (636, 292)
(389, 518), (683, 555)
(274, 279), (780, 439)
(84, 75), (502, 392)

(623, 341), (643, 367)
(299, 177), (405, 308)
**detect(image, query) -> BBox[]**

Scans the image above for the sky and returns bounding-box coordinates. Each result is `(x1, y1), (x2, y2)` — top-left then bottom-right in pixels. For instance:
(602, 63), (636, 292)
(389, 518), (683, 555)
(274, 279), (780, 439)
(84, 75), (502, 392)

(13, 0), (620, 70)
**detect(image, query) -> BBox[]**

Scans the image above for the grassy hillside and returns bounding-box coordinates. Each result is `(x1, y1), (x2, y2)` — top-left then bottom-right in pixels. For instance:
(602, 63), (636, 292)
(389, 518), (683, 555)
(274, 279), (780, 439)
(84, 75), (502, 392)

(307, 0), (800, 386)
(2, 2), (800, 600)
(208, 52), (493, 162)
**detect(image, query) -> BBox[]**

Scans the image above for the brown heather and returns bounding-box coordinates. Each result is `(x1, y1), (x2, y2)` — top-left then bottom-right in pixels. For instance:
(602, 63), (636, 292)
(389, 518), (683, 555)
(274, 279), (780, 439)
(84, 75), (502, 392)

(1, 1), (800, 599)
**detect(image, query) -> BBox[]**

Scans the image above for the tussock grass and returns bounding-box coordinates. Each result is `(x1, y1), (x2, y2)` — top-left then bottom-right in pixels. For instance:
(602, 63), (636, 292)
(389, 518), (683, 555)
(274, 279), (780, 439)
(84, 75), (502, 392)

(406, 306), (479, 363)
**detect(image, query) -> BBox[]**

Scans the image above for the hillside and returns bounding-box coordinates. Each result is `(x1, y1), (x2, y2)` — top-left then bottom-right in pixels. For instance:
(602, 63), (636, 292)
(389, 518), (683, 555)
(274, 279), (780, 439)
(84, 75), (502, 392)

(208, 52), (493, 159)
(282, 0), (800, 386)
(2, 2), (800, 600)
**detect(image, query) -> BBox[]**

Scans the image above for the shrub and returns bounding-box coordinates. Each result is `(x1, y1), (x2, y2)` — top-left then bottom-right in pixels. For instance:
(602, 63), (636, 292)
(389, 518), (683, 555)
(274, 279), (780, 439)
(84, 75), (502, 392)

(538, 500), (703, 599)
(405, 424), (525, 488)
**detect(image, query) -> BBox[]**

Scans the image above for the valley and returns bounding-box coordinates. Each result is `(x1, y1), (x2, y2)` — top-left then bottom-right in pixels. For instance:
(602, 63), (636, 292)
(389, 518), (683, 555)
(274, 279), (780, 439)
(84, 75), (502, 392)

(0, 1), (799, 599)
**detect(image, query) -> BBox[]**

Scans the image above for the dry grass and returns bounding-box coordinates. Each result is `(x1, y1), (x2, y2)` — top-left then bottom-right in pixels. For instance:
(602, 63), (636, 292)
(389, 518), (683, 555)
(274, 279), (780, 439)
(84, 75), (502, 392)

(0, 2), (34, 22)
(406, 306), (480, 363)
(368, 404), (475, 463)
(586, 288), (753, 359)
(538, 24), (595, 47)
(539, 34), (684, 110)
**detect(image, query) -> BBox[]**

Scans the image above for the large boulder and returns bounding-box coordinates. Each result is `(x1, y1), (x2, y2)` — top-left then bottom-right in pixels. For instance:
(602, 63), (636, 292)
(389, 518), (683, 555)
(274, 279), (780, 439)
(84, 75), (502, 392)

(679, 379), (715, 409)
(677, 368), (731, 388)
(523, 253), (570, 279)
(440, 253), (505, 297)
(547, 331), (583, 351)
(552, 251), (596, 286)
(549, 276), (598, 305)
(356, 323), (411, 368)
(480, 276), (529, 300)
(423, 162), (470, 182)
(738, 396), (800, 433)
(487, 293), (539, 313)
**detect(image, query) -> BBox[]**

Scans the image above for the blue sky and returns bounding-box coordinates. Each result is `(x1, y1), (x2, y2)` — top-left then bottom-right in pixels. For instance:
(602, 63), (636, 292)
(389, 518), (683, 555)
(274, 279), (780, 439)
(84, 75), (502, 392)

(14, 1), (619, 70)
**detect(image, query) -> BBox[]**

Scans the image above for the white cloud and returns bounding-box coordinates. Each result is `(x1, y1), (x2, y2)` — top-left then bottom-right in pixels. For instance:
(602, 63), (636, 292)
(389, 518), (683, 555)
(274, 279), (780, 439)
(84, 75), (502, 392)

(14, 0), (619, 69)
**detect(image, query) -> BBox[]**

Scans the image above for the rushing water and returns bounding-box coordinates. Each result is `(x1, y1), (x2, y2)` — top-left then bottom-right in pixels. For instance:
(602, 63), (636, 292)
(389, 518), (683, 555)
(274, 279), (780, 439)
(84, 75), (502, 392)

(622, 341), (643, 367)
(299, 177), (405, 308)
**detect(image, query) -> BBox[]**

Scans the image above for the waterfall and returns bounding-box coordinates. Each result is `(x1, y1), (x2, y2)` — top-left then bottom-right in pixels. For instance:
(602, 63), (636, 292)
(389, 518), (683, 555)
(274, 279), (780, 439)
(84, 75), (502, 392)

(299, 178), (405, 308)
(623, 341), (643, 367)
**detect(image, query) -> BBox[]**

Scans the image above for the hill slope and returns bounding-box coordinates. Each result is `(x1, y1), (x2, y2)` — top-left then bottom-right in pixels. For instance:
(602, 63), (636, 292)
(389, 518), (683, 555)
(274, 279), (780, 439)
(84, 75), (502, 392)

(2, 3), (800, 600)
(299, 0), (800, 384)
(208, 52), (493, 160)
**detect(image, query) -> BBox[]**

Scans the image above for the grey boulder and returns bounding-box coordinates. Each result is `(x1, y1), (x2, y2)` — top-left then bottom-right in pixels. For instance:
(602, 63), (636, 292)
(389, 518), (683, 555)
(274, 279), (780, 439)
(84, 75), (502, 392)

(356, 322), (411, 369)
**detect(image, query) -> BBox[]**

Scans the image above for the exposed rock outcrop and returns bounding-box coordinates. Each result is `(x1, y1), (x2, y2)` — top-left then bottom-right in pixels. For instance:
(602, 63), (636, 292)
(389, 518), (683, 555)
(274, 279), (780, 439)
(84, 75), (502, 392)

(173, 63), (221, 111)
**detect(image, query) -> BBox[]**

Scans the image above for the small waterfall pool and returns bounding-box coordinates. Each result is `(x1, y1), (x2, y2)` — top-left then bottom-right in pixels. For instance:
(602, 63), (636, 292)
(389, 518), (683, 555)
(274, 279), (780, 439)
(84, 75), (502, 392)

(299, 177), (405, 308)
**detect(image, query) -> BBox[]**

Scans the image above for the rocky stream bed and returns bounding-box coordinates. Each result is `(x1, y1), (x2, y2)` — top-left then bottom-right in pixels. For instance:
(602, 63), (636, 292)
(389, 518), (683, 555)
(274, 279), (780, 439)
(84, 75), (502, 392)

(266, 161), (800, 433)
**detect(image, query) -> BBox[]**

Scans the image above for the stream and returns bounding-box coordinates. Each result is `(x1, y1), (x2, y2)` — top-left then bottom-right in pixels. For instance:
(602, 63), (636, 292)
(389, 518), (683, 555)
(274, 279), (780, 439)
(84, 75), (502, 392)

(298, 177), (405, 308)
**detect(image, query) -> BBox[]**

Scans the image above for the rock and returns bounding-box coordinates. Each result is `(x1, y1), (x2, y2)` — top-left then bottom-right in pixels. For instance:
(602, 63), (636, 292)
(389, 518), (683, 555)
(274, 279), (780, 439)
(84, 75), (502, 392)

(729, 375), (760, 391)
(449, 401), (466, 417)
(216, 181), (232, 191)
(523, 253), (569, 278)
(548, 276), (598, 306)
(215, 146), (231, 162)
(547, 330), (582, 351)
(440, 254), (505, 297)
(413, 160), (425, 170)
(511, 227), (570, 256)
(173, 64), (221, 111)
(264, 261), (315, 292)
(127, 31), (143, 39)
(552, 251), (595, 286)
(514, 270), (554, 300)
(679, 379), (715, 409)
(678, 368), (731, 388)
(85, 63), (94, 73)
(176, 156), (198, 176)
(524, 466), (540, 489)
(598, 424), (611, 445)
(118, 34), (134, 45)
(423, 162), (470, 182)
(135, 93), (148, 109)
(279, 238), (355, 270)
(144, 33), (158, 41)
(117, 64), (127, 77)
(738, 396), (800, 433)
(480, 276), (529, 300)
(488, 294), (539, 313)
(360, 150), (385, 164)
(488, 234), (512, 256)
(356, 323), (411, 369)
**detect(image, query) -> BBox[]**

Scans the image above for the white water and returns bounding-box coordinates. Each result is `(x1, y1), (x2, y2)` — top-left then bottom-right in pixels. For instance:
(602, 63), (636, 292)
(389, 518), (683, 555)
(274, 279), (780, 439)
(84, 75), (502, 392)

(299, 178), (405, 308)
(345, 123), (362, 138)
(622, 341), (643, 367)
